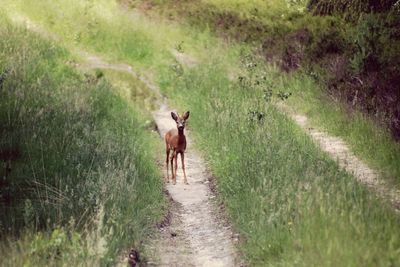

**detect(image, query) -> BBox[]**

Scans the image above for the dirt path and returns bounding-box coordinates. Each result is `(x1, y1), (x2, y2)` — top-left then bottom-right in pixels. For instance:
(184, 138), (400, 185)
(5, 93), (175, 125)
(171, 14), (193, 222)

(77, 52), (240, 265)
(83, 59), (240, 266)
(277, 103), (400, 211)
(149, 105), (239, 266)
(8, 13), (241, 265)
(10, 11), (400, 265)
(76, 48), (240, 266)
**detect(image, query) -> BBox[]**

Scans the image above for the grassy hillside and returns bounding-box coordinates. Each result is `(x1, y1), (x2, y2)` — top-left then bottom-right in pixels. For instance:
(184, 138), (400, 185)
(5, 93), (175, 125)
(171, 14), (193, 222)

(161, 50), (400, 267)
(130, 0), (400, 188)
(2, 0), (400, 266)
(0, 16), (165, 266)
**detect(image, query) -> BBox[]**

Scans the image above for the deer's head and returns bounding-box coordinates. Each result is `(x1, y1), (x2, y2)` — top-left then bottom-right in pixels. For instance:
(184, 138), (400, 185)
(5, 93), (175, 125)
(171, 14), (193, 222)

(171, 111), (190, 132)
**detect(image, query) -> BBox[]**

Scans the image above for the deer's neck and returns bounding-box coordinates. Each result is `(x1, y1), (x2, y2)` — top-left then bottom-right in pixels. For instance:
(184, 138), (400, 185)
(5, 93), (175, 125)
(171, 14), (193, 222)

(178, 129), (185, 136)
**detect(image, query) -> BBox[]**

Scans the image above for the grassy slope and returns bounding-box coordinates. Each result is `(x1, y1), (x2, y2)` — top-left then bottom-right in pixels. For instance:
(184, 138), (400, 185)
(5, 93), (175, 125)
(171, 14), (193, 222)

(202, 0), (308, 18)
(277, 70), (400, 185)
(131, 0), (400, 185)
(3, 0), (400, 266)
(0, 15), (165, 266)
(164, 56), (400, 267)
(203, 0), (400, 185)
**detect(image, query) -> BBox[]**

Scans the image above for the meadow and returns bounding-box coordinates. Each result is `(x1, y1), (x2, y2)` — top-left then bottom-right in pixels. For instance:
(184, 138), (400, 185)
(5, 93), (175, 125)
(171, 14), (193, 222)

(133, 0), (400, 185)
(163, 53), (400, 266)
(0, 14), (165, 265)
(2, 0), (400, 266)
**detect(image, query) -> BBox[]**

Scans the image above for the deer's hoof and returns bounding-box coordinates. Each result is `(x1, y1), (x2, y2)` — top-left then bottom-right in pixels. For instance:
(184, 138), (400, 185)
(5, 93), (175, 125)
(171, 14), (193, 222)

(172, 181), (176, 185)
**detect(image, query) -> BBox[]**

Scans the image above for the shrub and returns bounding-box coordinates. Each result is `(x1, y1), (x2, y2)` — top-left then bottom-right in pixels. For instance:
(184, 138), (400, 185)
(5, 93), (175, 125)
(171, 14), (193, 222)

(350, 14), (385, 73)
(308, 0), (398, 18)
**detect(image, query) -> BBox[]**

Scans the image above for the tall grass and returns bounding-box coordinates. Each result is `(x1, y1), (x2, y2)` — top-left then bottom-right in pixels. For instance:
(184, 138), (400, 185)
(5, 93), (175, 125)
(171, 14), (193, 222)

(203, 0), (308, 19)
(4, 0), (221, 74)
(161, 56), (400, 266)
(3, 0), (400, 265)
(276, 70), (400, 184)
(0, 18), (165, 265)
(126, 0), (400, 185)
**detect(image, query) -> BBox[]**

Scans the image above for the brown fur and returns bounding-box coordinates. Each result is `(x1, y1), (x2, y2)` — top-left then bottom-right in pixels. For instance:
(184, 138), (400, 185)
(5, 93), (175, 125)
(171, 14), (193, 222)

(165, 111), (189, 184)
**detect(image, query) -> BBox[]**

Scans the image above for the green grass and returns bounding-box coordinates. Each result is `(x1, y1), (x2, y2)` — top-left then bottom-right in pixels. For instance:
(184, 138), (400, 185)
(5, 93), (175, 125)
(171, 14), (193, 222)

(4, 0), (223, 76)
(129, 0), (400, 185)
(275, 70), (400, 184)
(203, 0), (308, 19)
(0, 17), (165, 265)
(2, 0), (400, 266)
(162, 56), (400, 266)
(99, 69), (160, 112)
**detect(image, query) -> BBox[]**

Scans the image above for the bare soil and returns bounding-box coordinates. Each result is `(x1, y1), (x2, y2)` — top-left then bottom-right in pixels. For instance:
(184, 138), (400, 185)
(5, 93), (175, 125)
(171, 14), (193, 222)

(149, 105), (241, 266)
(171, 49), (199, 68)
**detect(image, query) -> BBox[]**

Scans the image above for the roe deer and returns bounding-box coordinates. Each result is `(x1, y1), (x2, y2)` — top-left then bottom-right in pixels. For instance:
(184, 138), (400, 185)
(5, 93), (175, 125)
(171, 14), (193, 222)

(165, 111), (190, 185)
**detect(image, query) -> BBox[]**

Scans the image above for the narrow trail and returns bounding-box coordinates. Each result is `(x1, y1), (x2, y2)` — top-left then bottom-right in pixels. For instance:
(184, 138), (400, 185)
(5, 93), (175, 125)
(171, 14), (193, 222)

(83, 58), (240, 266)
(78, 52), (241, 265)
(150, 107), (239, 267)
(9, 11), (400, 265)
(77, 46), (241, 266)
(8, 13), (241, 265)
(277, 103), (400, 211)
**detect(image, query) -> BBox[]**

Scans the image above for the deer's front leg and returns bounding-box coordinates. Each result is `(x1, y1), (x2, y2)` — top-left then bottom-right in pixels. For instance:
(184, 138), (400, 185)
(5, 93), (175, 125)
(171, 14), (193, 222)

(181, 152), (188, 184)
(170, 151), (175, 184)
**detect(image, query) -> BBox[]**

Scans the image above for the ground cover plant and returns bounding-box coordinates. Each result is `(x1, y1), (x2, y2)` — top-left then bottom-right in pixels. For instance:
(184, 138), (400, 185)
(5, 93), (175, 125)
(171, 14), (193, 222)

(128, 0), (400, 188)
(131, 0), (400, 141)
(2, 0), (400, 266)
(0, 17), (165, 265)
(160, 50), (400, 266)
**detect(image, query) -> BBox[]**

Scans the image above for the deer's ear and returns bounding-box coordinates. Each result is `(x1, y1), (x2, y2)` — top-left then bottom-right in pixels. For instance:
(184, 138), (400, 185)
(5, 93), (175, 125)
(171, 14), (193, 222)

(183, 111), (190, 120)
(171, 112), (178, 121)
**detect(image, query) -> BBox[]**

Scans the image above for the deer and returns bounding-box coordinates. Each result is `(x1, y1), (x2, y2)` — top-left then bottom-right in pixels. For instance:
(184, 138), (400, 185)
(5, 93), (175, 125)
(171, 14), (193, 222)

(165, 111), (190, 185)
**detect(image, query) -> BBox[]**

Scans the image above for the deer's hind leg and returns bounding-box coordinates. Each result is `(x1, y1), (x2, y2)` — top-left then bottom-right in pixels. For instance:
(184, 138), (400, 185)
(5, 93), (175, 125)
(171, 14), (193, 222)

(181, 152), (188, 184)
(165, 146), (170, 183)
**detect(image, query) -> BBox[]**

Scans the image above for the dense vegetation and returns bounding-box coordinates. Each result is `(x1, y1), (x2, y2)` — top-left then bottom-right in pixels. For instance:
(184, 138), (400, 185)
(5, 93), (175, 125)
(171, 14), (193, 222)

(2, 0), (400, 266)
(0, 17), (164, 265)
(156, 46), (400, 266)
(308, 0), (398, 16)
(130, 0), (400, 198)
(131, 0), (400, 141)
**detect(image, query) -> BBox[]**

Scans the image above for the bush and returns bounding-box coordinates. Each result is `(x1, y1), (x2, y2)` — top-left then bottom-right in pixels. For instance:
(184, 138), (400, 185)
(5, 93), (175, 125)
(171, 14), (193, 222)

(350, 14), (385, 73)
(306, 17), (348, 59)
(308, 0), (398, 18)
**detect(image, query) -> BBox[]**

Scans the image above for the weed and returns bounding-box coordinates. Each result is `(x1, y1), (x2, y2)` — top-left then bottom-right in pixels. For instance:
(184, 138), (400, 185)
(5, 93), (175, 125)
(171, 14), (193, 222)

(263, 89), (273, 102)
(277, 91), (292, 101)
(165, 60), (400, 267)
(170, 60), (184, 76)
(175, 41), (185, 53)
(248, 110), (265, 124)
(0, 17), (165, 265)
(3, 1), (400, 266)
